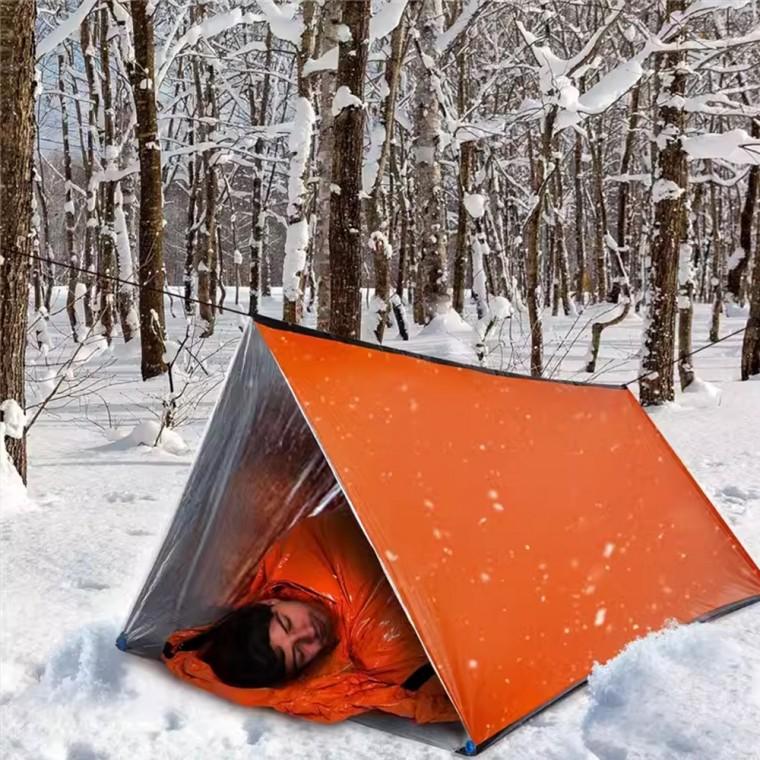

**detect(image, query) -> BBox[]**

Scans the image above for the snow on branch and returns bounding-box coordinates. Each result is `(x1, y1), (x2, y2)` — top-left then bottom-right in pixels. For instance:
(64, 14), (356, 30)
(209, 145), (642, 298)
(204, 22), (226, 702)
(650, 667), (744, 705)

(370, 0), (408, 41)
(158, 2), (305, 86)
(36, 0), (99, 59)
(682, 129), (760, 165)
(436, 0), (489, 56)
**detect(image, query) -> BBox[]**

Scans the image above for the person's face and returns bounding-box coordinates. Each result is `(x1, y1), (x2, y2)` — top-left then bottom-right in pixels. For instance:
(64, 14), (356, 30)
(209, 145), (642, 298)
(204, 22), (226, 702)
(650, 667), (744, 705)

(262, 598), (335, 676)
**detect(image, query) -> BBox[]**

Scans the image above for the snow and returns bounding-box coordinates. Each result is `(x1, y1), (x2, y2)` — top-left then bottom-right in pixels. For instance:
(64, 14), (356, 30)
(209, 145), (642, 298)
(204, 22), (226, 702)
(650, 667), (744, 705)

(117, 420), (188, 455)
(36, 0), (99, 58)
(463, 192), (486, 219)
(332, 86), (364, 117)
(370, 0), (408, 41)
(652, 178), (685, 202)
(682, 129), (760, 165)
(303, 46), (338, 76)
(2, 293), (759, 759)
(0, 400), (32, 516)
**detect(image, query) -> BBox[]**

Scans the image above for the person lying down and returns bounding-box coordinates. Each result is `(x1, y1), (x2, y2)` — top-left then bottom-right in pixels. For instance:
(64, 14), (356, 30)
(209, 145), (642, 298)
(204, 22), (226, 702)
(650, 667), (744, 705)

(162, 505), (458, 724)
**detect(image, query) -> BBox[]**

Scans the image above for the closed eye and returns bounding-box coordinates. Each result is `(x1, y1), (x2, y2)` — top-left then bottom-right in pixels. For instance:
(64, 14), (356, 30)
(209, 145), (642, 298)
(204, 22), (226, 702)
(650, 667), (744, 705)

(277, 614), (291, 634)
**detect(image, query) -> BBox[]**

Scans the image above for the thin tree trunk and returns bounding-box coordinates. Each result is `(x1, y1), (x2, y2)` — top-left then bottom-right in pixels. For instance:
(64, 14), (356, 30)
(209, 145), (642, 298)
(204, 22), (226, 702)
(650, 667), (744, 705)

(98, 5), (116, 344)
(412, 0), (449, 321)
(367, 10), (406, 342)
(729, 120), (759, 306)
(741, 227), (760, 379)
(591, 120), (609, 302)
(708, 171), (723, 342)
(313, 6), (338, 330)
(184, 121), (199, 316)
(454, 143), (475, 316)
(0, 0), (35, 480)
(81, 15), (97, 327)
(329, 0), (371, 339)
(612, 83), (641, 302)
(130, 0), (167, 378)
(677, 239), (695, 390)
(58, 53), (80, 342)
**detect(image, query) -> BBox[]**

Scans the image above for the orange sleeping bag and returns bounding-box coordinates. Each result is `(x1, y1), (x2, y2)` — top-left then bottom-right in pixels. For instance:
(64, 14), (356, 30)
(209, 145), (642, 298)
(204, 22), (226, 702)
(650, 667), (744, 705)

(163, 506), (458, 724)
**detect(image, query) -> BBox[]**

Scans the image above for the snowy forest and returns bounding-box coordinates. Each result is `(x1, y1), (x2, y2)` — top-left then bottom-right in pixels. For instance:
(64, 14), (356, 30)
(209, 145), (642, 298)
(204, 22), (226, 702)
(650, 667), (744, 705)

(1, 0), (760, 758)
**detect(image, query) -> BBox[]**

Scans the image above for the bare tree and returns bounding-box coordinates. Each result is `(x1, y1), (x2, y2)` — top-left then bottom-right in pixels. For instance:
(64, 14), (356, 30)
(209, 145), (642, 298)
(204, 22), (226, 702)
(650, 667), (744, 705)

(283, 0), (317, 325)
(640, 0), (688, 406)
(0, 0), (36, 480)
(130, 0), (168, 379)
(328, 0), (371, 339)
(412, 0), (450, 322)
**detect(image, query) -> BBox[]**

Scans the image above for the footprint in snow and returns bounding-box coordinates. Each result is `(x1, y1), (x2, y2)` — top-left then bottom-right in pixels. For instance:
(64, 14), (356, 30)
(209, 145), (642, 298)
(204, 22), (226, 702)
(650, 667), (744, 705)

(716, 484), (759, 504)
(66, 742), (109, 760)
(164, 710), (184, 731)
(75, 579), (110, 592)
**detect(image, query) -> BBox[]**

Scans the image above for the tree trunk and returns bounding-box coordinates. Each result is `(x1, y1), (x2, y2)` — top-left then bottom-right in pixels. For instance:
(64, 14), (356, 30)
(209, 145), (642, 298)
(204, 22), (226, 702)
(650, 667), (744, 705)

(283, 1), (316, 325)
(612, 83), (641, 301)
(708, 170), (723, 342)
(329, 0), (371, 339)
(129, 0), (167, 378)
(677, 240), (695, 390)
(198, 66), (218, 338)
(728, 120), (759, 306)
(313, 6), (338, 330)
(58, 53), (80, 343)
(741, 228), (760, 379)
(367, 10), (406, 342)
(0, 0), (35, 480)
(184, 122), (199, 316)
(412, 0), (449, 321)
(454, 143), (474, 315)
(98, 6), (116, 344)
(573, 115), (587, 307)
(591, 120), (608, 302)
(640, 0), (688, 406)
(81, 15), (98, 328)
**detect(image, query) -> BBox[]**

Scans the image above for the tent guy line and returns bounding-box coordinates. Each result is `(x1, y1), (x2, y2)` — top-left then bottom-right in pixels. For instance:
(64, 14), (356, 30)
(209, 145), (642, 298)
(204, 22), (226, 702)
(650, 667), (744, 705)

(20, 250), (748, 389)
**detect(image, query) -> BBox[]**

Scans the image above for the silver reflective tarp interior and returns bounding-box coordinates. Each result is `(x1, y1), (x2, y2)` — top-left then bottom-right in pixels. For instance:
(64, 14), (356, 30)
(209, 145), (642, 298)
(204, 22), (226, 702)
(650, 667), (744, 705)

(119, 324), (465, 751)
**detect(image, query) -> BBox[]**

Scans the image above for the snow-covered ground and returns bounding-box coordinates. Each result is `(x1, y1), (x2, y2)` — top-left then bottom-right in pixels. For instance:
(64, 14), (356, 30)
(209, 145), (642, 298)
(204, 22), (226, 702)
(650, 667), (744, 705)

(1, 291), (759, 759)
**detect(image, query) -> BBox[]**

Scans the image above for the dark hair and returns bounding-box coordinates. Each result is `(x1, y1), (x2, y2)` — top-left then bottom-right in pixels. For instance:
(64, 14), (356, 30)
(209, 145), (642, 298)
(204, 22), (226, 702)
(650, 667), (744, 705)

(184, 604), (286, 688)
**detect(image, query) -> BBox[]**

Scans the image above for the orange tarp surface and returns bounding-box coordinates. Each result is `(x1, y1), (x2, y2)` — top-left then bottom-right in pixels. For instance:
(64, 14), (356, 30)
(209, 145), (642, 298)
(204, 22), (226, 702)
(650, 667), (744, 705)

(258, 320), (760, 746)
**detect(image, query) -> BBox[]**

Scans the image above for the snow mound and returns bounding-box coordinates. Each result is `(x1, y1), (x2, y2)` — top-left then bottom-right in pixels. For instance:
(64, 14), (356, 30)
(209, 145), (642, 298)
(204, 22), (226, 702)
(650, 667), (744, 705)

(582, 622), (760, 760)
(680, 377), (722, 408)
(41, 623), (129, 702)
(1, 400), (35, 515)
(120, 420), (188, 455)
(419, 307), (477, 339)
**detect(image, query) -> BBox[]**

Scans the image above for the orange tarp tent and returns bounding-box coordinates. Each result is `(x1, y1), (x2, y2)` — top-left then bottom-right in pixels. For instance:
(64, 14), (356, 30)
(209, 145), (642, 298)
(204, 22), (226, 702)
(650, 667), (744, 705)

(119, 315), (760, 754)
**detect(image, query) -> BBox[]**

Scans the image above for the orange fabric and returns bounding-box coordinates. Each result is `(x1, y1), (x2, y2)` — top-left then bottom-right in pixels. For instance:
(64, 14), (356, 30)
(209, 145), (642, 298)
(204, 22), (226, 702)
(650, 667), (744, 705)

(163, 507), (457, 724)
(257, 321), (760, 745)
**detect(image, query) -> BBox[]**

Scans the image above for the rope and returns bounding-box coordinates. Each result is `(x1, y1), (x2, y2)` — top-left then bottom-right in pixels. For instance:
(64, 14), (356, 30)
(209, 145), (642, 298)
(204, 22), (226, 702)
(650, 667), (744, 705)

(623, 325), (748, 387)
(19, 251), (748, 387)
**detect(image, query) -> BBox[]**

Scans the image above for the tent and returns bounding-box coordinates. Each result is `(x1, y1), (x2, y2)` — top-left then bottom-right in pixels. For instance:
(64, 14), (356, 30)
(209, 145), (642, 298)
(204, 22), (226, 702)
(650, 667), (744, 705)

(118, 314), (760, 755)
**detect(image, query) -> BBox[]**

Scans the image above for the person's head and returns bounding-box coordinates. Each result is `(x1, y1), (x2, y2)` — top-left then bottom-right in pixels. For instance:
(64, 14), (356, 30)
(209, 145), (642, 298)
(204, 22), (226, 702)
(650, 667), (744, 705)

(189, 599), (335, 688)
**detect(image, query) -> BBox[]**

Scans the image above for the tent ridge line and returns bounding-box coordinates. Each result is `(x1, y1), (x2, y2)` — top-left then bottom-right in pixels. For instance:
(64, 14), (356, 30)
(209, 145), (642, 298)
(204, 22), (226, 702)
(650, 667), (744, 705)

(253, 314), (628, 391)
(622, 392), (760, 580)
(461, 592), (760, 755)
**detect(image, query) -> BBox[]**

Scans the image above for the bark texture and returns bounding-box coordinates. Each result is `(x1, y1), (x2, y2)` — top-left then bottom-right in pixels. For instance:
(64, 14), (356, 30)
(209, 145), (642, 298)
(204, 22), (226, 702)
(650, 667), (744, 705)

(328, 0), (371, 339)
(130, 0), (168, 379)
(640, 1), (688, 406)
(412, 0), (449, 322)
(0, 0), (36, 480)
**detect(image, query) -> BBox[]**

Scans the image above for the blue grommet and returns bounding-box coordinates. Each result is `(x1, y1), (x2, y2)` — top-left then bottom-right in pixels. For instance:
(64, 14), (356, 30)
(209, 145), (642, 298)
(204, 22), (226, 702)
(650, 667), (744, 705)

(464, 739), (477, 756)
(115, 633), (128, 651)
